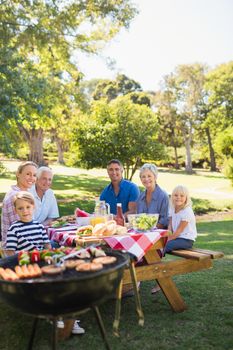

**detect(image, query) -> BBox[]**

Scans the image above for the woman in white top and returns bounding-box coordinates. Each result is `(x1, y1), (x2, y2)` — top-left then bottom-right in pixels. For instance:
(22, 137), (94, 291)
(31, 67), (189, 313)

(164, 185), (197, 253)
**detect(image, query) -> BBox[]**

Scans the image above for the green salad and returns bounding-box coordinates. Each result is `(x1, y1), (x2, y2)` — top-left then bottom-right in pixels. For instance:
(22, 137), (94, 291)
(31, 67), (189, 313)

(132, 214), (158, 231)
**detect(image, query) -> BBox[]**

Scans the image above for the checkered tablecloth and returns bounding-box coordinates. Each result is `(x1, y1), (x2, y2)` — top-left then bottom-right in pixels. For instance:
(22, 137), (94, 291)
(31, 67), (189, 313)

(47, 224), (78, 247)
(103, 230), (167, 261)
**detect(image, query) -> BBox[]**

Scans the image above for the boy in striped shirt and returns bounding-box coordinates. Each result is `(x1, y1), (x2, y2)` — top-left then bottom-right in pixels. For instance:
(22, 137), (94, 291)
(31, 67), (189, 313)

(4, 192), (51, 256)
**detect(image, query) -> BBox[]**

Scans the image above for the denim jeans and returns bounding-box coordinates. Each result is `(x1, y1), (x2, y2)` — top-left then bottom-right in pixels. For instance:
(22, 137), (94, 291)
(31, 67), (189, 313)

(164, 238), (194, 254)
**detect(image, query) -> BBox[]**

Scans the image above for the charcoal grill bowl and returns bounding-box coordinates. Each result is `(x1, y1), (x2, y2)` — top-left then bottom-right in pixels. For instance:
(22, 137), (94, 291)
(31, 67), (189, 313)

(0, 250), (128, 317)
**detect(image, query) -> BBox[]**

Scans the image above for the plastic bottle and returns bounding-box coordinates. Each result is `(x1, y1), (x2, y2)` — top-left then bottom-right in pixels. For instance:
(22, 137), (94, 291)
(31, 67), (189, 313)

(115, 203), (125, 226)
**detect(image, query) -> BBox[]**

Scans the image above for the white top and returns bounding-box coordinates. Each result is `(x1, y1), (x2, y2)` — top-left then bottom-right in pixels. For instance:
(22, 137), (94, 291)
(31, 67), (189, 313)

(30, 185), (59, 223)
(169, 206), (197, 241)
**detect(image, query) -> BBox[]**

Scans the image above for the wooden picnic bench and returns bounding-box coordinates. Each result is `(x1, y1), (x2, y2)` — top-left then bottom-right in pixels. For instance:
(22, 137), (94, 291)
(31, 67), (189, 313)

(122, 242), (224, 313)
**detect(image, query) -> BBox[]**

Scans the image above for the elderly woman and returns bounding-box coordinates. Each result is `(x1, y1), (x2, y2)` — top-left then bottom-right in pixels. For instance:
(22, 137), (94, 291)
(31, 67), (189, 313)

(1, 161), (38, 249)
(137, 163), (169, 229)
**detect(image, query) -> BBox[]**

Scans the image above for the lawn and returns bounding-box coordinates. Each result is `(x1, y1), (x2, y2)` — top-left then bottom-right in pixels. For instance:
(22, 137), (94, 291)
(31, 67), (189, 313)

(1, 161), (233, 214)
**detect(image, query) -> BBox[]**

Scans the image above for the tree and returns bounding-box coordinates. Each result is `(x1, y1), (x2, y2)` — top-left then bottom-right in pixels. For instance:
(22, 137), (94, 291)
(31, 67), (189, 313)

(172, 64), (208, 173)
(74, 95), (165, 179)
(152, 75), (183, 169)
(0, 0), (137, 163)
(92, 74), (143, 101)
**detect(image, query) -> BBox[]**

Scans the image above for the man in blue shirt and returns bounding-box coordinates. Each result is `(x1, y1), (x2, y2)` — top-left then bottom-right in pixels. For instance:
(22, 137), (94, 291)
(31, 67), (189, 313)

(100, 159), (140, 217)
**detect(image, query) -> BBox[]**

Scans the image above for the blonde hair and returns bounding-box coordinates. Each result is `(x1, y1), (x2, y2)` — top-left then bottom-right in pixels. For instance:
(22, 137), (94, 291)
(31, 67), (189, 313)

(171, 185), (192, 209)
(13, 191), (35, 207)
(17, 161), (38, 174)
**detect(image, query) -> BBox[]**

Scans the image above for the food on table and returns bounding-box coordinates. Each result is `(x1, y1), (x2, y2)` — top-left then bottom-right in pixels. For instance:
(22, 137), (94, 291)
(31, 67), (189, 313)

(128, 213), (159, 231)
(75, 208), (89, 217)
(115, 225), (128, 235)
(92, 223), (106, 236)
(102, 220), (117, 236)
(41, 265), (64, 275)
(93, 256), (117, 265)
(76, 225), (93, 236)
(52, 220), (67, 228)
(52, 215), (76, 227)
(92, 220), (118, 236)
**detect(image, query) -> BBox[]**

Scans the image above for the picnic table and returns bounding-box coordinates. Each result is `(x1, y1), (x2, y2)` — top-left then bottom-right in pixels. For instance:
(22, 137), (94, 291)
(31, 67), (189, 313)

(47, 223), (224, 313)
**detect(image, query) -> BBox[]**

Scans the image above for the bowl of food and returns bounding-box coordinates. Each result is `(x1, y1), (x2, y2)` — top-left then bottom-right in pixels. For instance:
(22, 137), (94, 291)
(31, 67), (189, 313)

(127, 213), (159, 232)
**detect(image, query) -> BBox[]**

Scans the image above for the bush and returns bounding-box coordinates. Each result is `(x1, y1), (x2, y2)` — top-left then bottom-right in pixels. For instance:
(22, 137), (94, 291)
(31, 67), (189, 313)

(223, 158), (233, 186)
(0, 161), (8, 176)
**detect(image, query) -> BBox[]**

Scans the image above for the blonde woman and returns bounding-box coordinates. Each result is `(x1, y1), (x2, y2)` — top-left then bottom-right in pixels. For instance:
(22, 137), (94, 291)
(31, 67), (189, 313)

(165, 185), (197, 253)
(1, 161), (38, 248)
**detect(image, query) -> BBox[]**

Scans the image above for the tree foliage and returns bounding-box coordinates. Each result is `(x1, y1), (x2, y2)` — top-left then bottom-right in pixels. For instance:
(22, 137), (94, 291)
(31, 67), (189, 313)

(0, 0), (137, 163)
(74, 95), (164, 179)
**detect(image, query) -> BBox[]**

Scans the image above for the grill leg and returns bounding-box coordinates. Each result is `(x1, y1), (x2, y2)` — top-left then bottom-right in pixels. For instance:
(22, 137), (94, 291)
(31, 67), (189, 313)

(27, 318), (38, 350)
(51, 318), (58, 350)
(93, 306), (111, 350)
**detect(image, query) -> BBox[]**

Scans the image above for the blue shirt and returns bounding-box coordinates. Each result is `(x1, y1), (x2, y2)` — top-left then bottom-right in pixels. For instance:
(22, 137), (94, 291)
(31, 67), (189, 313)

(100, 179), (140, 215)
(136, 185), (169, 227)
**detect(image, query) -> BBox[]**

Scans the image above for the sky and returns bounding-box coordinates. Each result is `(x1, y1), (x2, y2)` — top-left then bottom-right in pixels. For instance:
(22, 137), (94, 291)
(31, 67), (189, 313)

(77, 0), (233, 91)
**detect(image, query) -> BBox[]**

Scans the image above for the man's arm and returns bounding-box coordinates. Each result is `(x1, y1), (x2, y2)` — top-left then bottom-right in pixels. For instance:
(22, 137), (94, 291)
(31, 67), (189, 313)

(124, 201), (137, 219)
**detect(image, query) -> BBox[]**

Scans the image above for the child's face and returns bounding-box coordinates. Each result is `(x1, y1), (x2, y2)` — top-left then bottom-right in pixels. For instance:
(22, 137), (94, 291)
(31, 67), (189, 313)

(14, 198), (34, 222)
(173, 192), (187, 208)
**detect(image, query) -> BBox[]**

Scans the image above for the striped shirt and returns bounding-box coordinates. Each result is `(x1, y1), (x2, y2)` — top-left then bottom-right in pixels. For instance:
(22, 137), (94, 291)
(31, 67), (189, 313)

(6, 220), (50, 252)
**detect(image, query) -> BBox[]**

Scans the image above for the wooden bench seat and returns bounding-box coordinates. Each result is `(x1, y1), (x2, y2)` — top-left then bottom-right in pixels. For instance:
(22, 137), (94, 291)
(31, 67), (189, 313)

(168, 248), (224, 260)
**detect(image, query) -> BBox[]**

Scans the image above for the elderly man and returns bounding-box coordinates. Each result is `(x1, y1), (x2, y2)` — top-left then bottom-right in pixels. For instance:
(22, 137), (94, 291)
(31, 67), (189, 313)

(30, 166), (59, 226)
(100, 159), (140, 217)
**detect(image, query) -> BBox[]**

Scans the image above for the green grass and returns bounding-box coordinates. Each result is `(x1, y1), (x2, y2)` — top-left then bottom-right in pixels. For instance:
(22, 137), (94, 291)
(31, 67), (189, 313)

(0, 219), (232, 350)
(1, 167), (232, 215)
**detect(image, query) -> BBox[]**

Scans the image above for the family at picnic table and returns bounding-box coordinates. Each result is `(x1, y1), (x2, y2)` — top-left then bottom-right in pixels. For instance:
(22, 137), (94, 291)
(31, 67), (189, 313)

(0, 158), (197, 335)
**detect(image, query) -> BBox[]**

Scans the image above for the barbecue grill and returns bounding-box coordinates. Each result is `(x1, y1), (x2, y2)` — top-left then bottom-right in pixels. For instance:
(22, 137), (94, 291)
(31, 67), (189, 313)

(0, 250), (129, 350)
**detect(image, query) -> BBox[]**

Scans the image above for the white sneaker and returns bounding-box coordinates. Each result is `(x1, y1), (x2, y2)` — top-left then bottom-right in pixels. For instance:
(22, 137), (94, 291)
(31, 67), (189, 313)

(72, 320), (85, 335)
(57, 320), (65, 329)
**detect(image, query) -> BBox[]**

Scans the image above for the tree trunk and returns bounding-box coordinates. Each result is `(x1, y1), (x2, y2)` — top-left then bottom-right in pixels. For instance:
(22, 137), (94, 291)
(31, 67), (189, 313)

(28, 128), (44, 166)
(184, 134), (193, 174)
(173, 146), (179, 169)
(17, 125), (45, 165)
(205, 127), (217, 171)
(55, 136), (65, 165)
(129, 157), (141, 181)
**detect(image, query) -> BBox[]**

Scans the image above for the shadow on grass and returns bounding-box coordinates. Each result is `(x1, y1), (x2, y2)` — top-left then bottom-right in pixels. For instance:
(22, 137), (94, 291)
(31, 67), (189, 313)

(52, 174), (109, 194)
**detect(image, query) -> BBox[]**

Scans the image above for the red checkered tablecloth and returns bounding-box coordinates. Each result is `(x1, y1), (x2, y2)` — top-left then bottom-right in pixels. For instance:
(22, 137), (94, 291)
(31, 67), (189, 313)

(103, 230), (167, 261)
(47, 224), (78, 246)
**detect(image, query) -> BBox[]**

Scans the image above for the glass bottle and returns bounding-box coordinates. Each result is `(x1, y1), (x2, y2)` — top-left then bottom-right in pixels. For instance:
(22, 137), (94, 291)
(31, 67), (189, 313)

(94, 198), (101, 215)
(115, 203), (125, 226)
